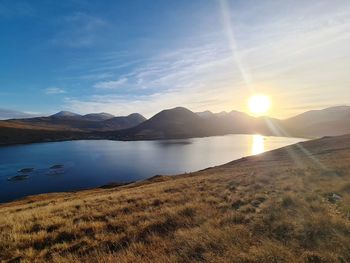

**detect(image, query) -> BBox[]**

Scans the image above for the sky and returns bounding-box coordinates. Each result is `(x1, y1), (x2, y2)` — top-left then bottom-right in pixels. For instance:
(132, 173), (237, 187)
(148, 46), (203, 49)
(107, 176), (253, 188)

(0, 0), (349, 119)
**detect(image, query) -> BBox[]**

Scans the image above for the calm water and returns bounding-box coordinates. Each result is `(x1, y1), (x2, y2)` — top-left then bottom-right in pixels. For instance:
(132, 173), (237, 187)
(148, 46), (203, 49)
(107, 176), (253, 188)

(0, 135), (305, 203)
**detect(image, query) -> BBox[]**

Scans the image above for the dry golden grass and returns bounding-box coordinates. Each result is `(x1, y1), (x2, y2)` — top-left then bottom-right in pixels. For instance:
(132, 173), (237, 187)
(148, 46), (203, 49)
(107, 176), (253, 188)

(1, 135), (350, 262)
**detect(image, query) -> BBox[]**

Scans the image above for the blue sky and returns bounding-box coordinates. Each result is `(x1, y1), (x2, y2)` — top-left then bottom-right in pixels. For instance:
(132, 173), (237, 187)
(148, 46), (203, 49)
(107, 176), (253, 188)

(0, 0), (349, 118)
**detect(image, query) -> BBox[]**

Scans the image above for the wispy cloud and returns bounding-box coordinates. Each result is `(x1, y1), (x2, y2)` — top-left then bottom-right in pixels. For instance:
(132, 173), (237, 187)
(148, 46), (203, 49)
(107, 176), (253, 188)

(0, 1), (34, 18)
(63, 1), (350, 118)
(51, 12), (107, 48)
(45, 87), (66, 95)
(63, 43), (245, 117)
(94, 78), (128, 89)
(64, 89), (231, 118)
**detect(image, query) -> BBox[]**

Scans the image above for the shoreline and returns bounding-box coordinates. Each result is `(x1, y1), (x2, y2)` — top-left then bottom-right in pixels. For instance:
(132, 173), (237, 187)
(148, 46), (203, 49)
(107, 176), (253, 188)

(0, 134), (349, 261)
(0, 134), (307, 205)
(0, 132), (311, 147)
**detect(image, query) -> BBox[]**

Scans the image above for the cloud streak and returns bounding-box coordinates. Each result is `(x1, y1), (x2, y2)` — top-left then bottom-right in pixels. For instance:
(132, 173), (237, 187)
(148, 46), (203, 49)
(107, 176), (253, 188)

(0, 1), (34, 18)
(45, 87), (66, 95)
(51, 12), (107, 48)
(94, 78), (128, 90)
(62, 1), (350, 118)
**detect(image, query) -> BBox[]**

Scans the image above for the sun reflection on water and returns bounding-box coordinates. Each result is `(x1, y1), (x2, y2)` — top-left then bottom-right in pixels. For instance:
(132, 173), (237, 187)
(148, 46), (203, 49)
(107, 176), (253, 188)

(251, 134), (265, 155)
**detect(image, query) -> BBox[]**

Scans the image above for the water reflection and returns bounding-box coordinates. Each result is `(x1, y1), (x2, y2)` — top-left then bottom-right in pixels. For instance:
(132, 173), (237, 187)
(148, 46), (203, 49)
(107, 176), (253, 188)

(0, 135), (305, 203)
(157, 140), (193, 147)
(251, 134), (264, 155)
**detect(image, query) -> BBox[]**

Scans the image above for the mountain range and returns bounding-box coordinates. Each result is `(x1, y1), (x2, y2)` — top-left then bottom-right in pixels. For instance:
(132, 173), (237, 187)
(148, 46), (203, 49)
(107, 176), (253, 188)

(0, 105), (349, 145)
(2, 111), (146, 131)
(282, 106), (350, 137)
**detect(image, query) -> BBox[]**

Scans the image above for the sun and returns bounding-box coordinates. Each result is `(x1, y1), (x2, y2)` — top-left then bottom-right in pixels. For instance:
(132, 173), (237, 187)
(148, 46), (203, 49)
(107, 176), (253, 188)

(248, 95), (271, 115)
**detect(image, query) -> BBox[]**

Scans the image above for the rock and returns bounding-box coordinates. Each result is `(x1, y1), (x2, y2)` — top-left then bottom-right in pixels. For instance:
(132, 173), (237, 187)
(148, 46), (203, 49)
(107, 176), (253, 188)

(327, 193), (342, 203)
(8, 174), (29, 181)
(46, 169), (64, 175)
(232, 199), (244, 209)
(50, 164), (64, 169)
(332, 193), (342, 201)
(251, 200), (261, 207)
(18, 168), (34, 173)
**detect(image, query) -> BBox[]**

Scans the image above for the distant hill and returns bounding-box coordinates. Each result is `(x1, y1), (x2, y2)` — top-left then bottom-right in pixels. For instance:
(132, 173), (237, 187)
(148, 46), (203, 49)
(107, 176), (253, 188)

(118, 107), (208, 139)
(82, 113), (115, 121)
(0, 109), (39, 120)
(0, 105), (349, 145)
(114, 107), (281, 140)
(51, 111), (82, 118)
(282, 106), (350, 137)
(199, 110), (266, 135)
(196, 110), (215, 118)
(50, 111), (116, 122)
(103, 113), (146, 130)
(114, 106), (350, 140)
(284, 106), (350, 126)
(0, 111), (146, 132)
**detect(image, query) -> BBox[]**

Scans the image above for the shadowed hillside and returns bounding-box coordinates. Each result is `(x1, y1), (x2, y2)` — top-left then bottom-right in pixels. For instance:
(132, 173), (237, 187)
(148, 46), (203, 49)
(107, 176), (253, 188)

(0, 106), (349, 145)
(115, 107), (210, 139)
(0, 134), (349, 262)
(282, 106), (350, 137)
(1, 111), (146, 132)
(0, 126), (89, 145)
(111, 107), (303, 140)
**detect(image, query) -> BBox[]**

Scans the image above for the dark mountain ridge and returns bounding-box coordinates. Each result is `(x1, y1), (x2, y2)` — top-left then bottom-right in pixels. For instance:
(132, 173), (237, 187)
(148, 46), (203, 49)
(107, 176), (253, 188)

(0, 105), (349, 145)
(82, 113), (115, 121)
(111, 107), (283, 140)
(1, 112), (146, 132)
(281, 105), (350, 137)
(113, 106), (350, 140)
(117, 107), (208, 139)
(51, 111), (81, 118)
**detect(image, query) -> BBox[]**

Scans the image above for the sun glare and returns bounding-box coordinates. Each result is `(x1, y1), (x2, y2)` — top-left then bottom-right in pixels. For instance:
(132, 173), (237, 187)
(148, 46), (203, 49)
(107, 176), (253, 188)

(251, 134), (265, 155)
(248, 95), (271, 115)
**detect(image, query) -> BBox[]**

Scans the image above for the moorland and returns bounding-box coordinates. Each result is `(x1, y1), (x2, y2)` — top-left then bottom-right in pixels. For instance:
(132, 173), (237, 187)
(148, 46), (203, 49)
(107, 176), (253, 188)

(1, 134), (349, 262)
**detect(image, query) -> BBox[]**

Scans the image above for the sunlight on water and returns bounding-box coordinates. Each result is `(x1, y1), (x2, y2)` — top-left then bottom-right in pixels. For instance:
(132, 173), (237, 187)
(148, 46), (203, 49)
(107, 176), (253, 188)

(251, 134), (264, 155)
(0, 135), (306, 202)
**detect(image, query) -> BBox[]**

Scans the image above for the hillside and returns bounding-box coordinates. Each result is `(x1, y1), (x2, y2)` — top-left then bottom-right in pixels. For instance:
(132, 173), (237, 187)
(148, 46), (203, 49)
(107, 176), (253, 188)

(112, 107), (298, 140)
(116, 107), (209, 139)
(103, 113), (146, 130)
(0, 126), (89, 145)
(282, 106), (350, 137)
(284, 106), (350, 126)
(0, 106), (349, 145)
(81, 113), (115, 121)
(112, 105), (350, 140)
(1, 134), (349, 262)
(1, 111), (146, 132)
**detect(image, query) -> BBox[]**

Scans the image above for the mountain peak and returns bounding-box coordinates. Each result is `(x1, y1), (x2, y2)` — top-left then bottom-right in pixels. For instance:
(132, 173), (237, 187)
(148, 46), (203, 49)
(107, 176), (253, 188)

(321, 105), (350, 112)
(150, 107), (197, 120)
(127, 113), (147, 121)
(196, 110), (214, 118)
(83, 112), (115, 121)
(165, 106), (191, 112)
(51, 111), (81, 118)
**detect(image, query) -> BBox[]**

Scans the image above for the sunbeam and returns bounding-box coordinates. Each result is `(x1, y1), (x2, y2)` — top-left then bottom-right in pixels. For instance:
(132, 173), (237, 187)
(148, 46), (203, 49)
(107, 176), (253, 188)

(219, 0), (255, 94)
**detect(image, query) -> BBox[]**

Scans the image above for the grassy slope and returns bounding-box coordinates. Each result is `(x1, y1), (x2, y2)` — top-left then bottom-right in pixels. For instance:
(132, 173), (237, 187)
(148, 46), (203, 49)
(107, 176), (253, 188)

(0, 135), (350, 263)
(0, 126), (90, 146)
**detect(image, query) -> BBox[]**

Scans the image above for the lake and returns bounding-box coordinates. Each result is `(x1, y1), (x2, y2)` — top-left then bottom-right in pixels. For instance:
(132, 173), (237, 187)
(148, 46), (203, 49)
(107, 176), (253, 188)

(0, 134), (305, 203)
